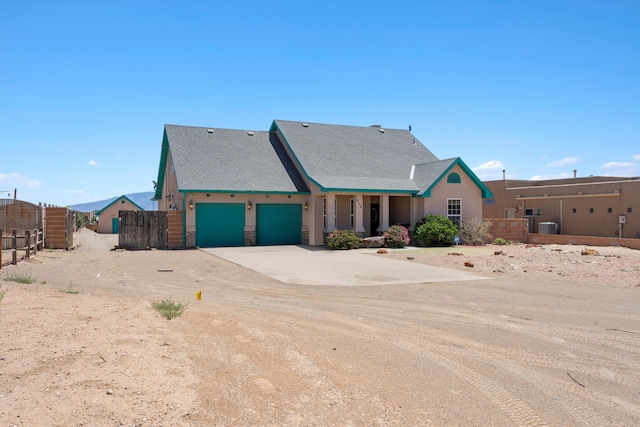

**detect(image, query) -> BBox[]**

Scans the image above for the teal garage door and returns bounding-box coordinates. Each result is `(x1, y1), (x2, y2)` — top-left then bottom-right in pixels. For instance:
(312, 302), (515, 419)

(256, 204), (302, 245)
(196, 203), (245, 247)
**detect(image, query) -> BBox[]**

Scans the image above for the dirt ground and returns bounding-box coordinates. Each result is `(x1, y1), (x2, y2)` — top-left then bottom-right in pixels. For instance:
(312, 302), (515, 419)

(1, 228), (639, 426)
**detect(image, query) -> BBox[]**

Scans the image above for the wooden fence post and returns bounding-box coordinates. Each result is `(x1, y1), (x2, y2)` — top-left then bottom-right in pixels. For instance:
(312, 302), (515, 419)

(0, 228), (3, 268)
(25, 230), (31, 258)
(12, 229), (17, 265)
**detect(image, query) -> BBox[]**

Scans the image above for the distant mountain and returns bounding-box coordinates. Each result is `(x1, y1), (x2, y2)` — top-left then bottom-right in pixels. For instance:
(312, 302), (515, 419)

(69, 192), (157, 212)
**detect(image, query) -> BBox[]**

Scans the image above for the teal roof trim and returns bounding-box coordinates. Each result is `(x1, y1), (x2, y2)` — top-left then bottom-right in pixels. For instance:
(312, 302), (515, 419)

(321, 188), (417, 194)
(181, 189), (311, 195)
(96, 195), (145, 216)
(421, 158), (493, 198)
(153, 128), (170, 200)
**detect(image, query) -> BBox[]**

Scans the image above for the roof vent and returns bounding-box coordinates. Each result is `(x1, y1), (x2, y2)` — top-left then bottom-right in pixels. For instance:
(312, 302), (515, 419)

(247, 131), (254, 136)
(301, 123), (309, 127)
(207, 129), (214, 133)
(379, 128), (385, 133)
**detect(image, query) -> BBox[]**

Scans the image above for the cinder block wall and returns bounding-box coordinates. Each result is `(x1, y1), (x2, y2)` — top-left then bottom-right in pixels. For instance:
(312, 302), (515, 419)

(484, 218), (529, 243)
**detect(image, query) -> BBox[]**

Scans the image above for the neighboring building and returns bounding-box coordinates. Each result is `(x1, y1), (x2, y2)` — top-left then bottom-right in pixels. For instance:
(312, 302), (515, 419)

(483, 176), (640, 239)
(153, 120), (492, 247)
(95, 195), (145, 234)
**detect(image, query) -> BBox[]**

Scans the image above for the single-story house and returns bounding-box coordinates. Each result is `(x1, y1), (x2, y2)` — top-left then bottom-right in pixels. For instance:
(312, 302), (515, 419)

(153, 120), (493, 247)
(483, 176), (639, 238)
(95, 195), (145, 234)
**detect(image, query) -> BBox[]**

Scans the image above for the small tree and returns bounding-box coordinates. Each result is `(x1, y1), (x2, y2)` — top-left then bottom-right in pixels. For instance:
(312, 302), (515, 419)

(414, 214), (457, 247)
(458, 217), (492, 245)
(383, 225), (410, 248)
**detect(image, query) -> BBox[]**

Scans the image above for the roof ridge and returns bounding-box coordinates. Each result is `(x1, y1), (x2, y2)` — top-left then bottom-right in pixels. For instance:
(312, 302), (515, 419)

(273, 119), (412, 132)
(165, 123), (267, 133)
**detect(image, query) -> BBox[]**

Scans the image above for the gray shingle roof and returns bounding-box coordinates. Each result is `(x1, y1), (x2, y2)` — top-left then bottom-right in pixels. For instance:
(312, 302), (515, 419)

(413, 158), (458, 196)
(273, 120), (440, 192)
(165, 124), (309, 193)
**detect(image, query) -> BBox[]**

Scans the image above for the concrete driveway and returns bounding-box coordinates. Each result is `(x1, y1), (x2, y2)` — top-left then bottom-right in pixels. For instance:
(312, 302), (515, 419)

(202, 245), (488, 286)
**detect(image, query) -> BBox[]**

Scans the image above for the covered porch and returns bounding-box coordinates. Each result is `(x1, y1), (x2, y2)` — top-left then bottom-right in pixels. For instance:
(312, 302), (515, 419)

(307, 193), (423, 245)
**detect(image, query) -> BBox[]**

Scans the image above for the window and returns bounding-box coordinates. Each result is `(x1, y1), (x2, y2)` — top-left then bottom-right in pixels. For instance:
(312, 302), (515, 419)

(323, 198), (327, 229)
(589, 208), (594, 213)
(524, 208), (542, 216)
(608, 208), (612, 213)
(447, 172), (461, 184)
(628, 208), (633, 213)
(572, 208), (577, 213)
(350, 198), (355, 228)
(447, 198), (461, 227)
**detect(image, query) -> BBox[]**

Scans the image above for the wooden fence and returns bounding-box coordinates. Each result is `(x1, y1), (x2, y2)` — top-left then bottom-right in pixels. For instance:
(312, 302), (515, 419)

(1, 228), (44, 268)
(45, 207), (74, 250)
(118, 210), (183, 249)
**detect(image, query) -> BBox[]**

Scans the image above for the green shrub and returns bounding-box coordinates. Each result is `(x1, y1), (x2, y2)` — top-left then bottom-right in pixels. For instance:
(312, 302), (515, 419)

(414, 214), (458, 247)
(493, 237), (507, 245)
(151, 298), (187, 320)
(326, 229), (362, 250)
(383, 225), (410, 248)
(3, 272), (35, 284)
(458, 217), (492, 245)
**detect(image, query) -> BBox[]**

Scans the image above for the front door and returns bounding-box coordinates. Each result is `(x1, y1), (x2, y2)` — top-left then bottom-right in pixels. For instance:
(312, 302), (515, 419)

(111, 217), (119, 234)
(370, 203), (379, 235)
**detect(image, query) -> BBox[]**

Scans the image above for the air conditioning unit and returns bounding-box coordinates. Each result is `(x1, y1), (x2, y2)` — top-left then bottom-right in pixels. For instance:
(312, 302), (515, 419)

(539, 222), (557, 234)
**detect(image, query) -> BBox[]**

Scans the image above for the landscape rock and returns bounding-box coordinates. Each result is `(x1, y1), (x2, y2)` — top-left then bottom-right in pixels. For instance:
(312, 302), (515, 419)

(363, 236), (385, 248)
(581, 248), (600, 256)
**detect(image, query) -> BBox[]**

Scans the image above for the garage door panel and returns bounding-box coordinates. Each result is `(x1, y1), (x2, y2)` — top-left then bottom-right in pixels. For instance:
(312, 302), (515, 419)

(257, 204), (302, 245)
(196, 203), (245, 247)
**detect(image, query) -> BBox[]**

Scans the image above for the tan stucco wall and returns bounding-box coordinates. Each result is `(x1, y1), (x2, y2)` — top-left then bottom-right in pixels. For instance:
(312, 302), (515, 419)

(483, 178), (640, 238)
(424, 164), (484, 220)
(97, 199), (142, 234)
(158, 150), (183, 212)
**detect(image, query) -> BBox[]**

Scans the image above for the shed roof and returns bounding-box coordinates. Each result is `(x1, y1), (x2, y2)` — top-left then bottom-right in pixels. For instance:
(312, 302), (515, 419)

(96, 195), (145, 216)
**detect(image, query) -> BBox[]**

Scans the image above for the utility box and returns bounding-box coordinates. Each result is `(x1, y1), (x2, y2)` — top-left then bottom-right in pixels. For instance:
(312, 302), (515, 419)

(539, 222), (557, 234)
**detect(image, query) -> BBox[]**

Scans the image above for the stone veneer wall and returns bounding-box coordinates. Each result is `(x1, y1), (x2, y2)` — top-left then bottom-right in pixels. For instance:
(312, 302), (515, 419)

(244, 229), (256, 246)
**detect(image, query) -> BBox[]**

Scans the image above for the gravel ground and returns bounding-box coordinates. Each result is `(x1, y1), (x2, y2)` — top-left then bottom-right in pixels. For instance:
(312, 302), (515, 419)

(1, 229), (639, 426)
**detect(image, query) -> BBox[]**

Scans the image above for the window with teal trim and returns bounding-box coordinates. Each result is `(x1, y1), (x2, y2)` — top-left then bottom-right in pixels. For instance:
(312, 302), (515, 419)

(447, 172), (461, 184)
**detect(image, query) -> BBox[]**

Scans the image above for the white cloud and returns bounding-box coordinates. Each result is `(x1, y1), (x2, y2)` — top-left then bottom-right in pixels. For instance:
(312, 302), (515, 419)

(633, 154), (640, 161)
(473, 160), (505, 172)
(530, 172), (573, 181)
(598, 161), (638, 176)
(0, 172), (41, 190)
(64, 189), (84, 194)
(472, 160), (506, 181)
(600, 161), (634, 170)
(547, 156), (581, 168)
(87, 160), (99, 166)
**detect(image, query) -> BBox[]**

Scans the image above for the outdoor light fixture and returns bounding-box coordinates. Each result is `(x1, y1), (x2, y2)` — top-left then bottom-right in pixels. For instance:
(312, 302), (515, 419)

(304, 201), (309, 210)
(189, 200), (194, 209)
(247, 201), (252, 210)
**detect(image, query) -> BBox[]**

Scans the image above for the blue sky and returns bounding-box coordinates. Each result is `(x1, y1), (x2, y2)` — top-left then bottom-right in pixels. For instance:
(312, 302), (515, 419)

(1, 0), (638, 206)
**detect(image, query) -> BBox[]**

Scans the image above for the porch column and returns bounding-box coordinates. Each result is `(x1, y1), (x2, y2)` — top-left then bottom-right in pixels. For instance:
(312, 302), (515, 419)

(354, 194), (365, 234)
(380, 194), (390, 232)
(325, 193), (337, 232)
